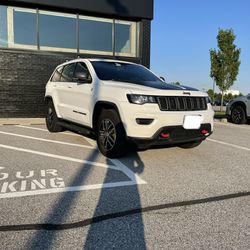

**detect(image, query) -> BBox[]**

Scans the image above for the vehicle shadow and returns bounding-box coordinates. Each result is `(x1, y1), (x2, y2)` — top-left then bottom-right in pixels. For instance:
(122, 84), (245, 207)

(23, 147), (146, 249)
(24, 149), (99, 249)
(83, 152), (146, 249)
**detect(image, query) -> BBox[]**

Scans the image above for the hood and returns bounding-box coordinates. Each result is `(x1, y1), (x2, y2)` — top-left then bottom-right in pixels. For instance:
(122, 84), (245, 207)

(102, 80), (199, 92)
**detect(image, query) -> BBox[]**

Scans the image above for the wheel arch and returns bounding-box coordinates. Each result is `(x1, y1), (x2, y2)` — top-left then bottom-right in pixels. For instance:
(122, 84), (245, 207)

(44, 95), (62, 118)
(231, 101), (247, 114)
(44, 95), (53, 104)
(92, 101), (122, 131)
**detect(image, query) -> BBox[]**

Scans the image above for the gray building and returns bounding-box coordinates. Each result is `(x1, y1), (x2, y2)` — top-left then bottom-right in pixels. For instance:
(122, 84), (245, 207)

(0, 0), (153, 117)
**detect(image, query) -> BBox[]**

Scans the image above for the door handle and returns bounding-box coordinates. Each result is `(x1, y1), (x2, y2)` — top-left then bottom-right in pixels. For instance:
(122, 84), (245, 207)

(68, 86), (72, 89)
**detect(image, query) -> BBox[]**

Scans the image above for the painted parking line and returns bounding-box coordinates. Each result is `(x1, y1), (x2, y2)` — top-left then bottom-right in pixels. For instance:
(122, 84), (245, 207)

(81, 135), (146, 184)
(16, 125), (82, 137)
(0, 144), (146, 199)
(0, 129), (145, 184)
(0, 181), (138, 199)
(207, 138), (250, 151)
(15, 125), (146, 184)
(0, 131), (94, 149)
(214, 121), (250, 130)
(0, 144), (116, 170)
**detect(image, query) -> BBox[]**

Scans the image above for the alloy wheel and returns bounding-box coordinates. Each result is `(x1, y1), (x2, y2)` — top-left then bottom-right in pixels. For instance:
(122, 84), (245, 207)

(232, 107), (243, 124)
(99, 119), (116, 151)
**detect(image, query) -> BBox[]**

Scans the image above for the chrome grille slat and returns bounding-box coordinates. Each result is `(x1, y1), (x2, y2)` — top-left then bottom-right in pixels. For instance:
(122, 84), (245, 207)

(157, 96), (207, 111)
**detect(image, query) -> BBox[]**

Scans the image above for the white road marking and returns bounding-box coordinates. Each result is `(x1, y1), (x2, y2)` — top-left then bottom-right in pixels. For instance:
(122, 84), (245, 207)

(83, 136), (147, 184)
(0, 143), (147, 198)
(0, 144), (118, 170)
(214, 121), (250, 130)
(207, 138), (250, 151)
(0, 125), (147, 198)
(16, 125), (82, 137)
(0, 181), (138, 199)
(0, 130), (94, 149)
(109, 159), (147, 184)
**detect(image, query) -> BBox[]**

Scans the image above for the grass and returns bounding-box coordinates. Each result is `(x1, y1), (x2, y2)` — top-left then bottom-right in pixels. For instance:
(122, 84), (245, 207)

(214, 111), (226, 119)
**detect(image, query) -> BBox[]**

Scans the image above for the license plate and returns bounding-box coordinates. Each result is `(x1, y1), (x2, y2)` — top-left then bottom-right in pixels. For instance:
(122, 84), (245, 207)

(183, 115), (202, 129)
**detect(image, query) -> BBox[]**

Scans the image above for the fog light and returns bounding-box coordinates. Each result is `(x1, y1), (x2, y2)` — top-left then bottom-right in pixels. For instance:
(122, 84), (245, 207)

(136, 118), (154, 125)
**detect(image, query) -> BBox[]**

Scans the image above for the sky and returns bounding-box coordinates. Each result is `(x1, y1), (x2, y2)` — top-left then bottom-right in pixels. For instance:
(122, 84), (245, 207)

(150, 0), (250, 94)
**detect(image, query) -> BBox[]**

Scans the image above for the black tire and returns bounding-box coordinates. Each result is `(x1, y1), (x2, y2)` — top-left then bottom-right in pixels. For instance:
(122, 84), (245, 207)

(96, 109), (127, 158)
(45, 100), (63, 132)
(179, 140), (202, 149)
(231, 105), (247, 124)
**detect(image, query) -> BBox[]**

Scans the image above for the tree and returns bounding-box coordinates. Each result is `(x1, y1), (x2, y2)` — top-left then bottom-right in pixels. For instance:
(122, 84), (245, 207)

(210, 29), (241, 111)
(207, 89), (214, 101)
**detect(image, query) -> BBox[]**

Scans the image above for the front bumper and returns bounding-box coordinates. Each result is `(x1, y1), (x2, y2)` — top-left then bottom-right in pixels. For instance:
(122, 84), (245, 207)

(128, 123), (212, 148)
(120, 102), (214, 138)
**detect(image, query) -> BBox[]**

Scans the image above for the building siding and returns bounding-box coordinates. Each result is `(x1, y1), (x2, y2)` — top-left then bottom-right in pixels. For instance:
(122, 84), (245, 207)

(0, 50), (74, 117)
(0, 47), (150, 117)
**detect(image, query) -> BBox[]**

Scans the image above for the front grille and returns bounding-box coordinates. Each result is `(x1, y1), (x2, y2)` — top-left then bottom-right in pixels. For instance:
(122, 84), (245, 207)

(157, 96), (207, 111)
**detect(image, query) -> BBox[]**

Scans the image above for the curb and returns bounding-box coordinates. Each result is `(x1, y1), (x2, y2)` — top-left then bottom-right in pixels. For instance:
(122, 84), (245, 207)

(214, 118), (228, 123)
(0, 118), (45, 126)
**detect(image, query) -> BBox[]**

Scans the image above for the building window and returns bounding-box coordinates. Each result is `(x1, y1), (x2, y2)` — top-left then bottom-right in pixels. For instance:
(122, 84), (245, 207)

(115, 20), (137, 57)
(0, 5), (139, 57)
(13, 9), (37, 46)
(0, 6), (8, 47)
(7, 7), (37, 50)
(39, 11), (77, 52)
(79, 16), (112, 55)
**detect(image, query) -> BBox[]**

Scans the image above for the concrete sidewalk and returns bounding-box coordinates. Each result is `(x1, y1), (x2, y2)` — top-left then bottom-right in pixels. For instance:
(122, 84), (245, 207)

(0, 118), (45, 125)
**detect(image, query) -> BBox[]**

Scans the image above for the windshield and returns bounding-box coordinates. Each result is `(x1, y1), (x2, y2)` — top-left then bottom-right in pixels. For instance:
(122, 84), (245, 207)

(91, 61), (162, 84)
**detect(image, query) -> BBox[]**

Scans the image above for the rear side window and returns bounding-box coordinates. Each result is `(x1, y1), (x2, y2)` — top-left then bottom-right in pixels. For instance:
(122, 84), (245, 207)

(61, 63), (76, 82)
(51, 66), (63, 82)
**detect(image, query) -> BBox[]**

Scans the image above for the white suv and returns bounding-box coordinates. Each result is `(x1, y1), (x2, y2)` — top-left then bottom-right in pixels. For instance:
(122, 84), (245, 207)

(45, 58), (214, 158)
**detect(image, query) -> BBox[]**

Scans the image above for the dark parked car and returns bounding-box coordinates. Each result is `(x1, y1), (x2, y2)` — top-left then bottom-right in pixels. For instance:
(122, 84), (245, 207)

(213, 100), (229, 106)
(226, 94), (250, 124)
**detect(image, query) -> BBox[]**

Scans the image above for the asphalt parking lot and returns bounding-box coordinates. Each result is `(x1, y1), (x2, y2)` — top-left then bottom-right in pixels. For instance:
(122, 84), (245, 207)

(0, 121), (249, 250)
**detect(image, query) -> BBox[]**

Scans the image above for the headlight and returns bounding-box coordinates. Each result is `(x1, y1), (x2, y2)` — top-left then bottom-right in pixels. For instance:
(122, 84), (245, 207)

(127, 94), (157, 105)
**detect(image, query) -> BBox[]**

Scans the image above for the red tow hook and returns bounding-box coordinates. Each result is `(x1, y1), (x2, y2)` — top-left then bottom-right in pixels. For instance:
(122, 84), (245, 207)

(201, 129), (209, 135)
(160, 132), (170, 138)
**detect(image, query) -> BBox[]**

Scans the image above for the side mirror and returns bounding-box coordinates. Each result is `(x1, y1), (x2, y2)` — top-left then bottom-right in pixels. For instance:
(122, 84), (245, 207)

(75, 71), (91, 83)
(160, 76), (166, 82)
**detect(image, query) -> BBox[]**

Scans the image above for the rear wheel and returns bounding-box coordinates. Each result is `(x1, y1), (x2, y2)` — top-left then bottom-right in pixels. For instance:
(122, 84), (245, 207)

(179, 140), (202, 149)
(96, 109), (127, 158)
(45, 100), (63, 132)
(231, 105), (247, 124)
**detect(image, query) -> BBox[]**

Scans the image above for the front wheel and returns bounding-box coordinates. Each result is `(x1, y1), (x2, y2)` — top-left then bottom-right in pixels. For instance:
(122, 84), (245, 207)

(96, 109), (127, 158)
(231, 105), (247, 124)
(179, 140), (202, 149)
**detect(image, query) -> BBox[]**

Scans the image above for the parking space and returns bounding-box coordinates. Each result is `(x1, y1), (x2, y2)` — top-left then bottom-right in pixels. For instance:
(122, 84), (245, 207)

(0, 122), (250, 249)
